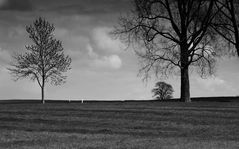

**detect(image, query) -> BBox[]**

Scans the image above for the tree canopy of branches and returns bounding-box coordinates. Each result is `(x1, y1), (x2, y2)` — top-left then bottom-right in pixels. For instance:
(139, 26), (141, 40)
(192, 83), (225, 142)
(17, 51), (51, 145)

(211, 0), (239, 56)
(114, 0), (218, 102)
(152, 81), (173, 100)
(8, 17), (71, 104)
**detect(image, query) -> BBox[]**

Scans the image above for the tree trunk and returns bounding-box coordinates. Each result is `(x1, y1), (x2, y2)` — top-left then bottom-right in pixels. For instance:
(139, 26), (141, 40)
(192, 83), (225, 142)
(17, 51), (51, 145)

(236, 44), (239, 57)
(180, 66), (191, 102)
(41, 76), (45, 104)
(40, 72), (46, 104)
(41, 86), (45, 104)
(180, 39), (191, 102)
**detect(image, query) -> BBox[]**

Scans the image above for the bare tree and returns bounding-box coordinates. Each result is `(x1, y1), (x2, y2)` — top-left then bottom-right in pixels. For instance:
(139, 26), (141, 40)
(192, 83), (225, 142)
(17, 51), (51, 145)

(8, 17), (71, 104)
(114, 0), (218, 102)
(211, 0), (239, 56)
(152, 81), (173, 100)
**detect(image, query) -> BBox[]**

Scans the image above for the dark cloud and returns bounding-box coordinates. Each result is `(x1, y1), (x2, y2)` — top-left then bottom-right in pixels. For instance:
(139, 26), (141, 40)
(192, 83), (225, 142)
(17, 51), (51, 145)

(0, 0), (33, 11)
(35, 0), (131, 15)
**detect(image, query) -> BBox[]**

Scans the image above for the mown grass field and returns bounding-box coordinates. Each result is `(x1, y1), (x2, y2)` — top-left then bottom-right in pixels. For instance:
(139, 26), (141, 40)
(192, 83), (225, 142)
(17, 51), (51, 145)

(0, 100), (239, 149)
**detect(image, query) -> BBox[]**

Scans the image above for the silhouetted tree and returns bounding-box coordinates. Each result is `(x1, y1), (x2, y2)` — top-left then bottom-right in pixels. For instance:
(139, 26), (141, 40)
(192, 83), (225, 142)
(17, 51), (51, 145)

(8, 17), (71, 104)
(114, 0), (218, 102)
(211, 0), (239, 56)
(152, 81), (173, 100)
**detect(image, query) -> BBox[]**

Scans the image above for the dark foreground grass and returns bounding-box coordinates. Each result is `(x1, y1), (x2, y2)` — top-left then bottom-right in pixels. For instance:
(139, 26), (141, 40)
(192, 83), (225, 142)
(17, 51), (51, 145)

(0, 101), (239, 149)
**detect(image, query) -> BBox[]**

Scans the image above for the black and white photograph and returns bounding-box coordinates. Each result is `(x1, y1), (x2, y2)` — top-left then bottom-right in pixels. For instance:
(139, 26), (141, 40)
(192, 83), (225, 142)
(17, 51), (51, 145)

(0, 0), (239, 148)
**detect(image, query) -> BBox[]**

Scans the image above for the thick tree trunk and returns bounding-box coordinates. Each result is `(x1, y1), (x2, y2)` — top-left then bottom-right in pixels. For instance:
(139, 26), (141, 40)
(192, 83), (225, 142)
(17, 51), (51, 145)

(180, 66), (191, 102)
(180, 40), (191, 102)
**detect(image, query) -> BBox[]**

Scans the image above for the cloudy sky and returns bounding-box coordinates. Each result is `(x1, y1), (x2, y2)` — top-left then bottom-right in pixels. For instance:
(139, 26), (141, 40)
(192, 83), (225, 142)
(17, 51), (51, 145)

(0, 0), (238, 100)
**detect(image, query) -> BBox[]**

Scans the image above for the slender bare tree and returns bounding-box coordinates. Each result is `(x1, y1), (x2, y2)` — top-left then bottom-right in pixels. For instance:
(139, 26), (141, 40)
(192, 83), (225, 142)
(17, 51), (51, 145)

(152, 81), (173, 100)
(9, 17), (71, 104)
(114, 0), (218, 102)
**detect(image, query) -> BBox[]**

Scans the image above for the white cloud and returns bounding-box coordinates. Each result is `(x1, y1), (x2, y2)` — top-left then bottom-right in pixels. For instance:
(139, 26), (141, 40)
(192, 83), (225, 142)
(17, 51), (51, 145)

(54, 27), (69, 38)
(92, 54), (122, 69)
(0, 48), (11, 68)
(87, 44), (98, 58)
(190, 74), (238, 97)
(196, 76), (226, 91)
(8, 26), (25, 39)
(166, 73), (239, 98)
(108, 55), (122, 69)
(86, 44), (122, 69)
(91, 27), (124, 53)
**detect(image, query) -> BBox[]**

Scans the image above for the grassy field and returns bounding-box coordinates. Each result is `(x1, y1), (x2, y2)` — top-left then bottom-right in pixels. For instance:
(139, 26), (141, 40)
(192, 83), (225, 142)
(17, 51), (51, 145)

(0, 101), (239, 149)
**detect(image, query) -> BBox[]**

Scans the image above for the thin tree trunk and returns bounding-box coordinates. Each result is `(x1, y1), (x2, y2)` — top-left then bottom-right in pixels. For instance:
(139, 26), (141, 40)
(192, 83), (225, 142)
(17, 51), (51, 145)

(180, 66), (191, 102)
(41, 76), (45, 104)
(41, 86), (45, 104)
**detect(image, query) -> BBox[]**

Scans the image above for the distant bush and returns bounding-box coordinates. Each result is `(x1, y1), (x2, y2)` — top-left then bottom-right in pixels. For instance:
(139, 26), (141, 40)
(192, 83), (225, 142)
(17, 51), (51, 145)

(152, 81), (174, 100)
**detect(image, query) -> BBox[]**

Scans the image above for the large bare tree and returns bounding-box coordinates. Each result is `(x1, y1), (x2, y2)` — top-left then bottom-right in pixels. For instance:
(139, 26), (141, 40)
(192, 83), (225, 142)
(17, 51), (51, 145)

(9, 17), (71, 104)
(114, 0), (218, 102)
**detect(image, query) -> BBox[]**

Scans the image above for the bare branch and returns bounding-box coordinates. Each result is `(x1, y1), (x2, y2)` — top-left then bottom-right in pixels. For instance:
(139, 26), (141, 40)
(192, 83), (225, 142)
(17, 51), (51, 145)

(8, 17), (71, 102)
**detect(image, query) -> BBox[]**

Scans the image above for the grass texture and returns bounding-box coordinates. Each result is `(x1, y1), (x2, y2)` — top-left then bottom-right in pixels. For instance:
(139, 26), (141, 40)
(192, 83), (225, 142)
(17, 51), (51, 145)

(0, 101), (238, 149)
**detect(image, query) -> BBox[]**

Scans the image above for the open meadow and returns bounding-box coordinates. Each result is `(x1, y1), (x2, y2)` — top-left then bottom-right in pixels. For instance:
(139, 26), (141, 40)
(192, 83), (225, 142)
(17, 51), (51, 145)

(0, 100), (239, 149)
